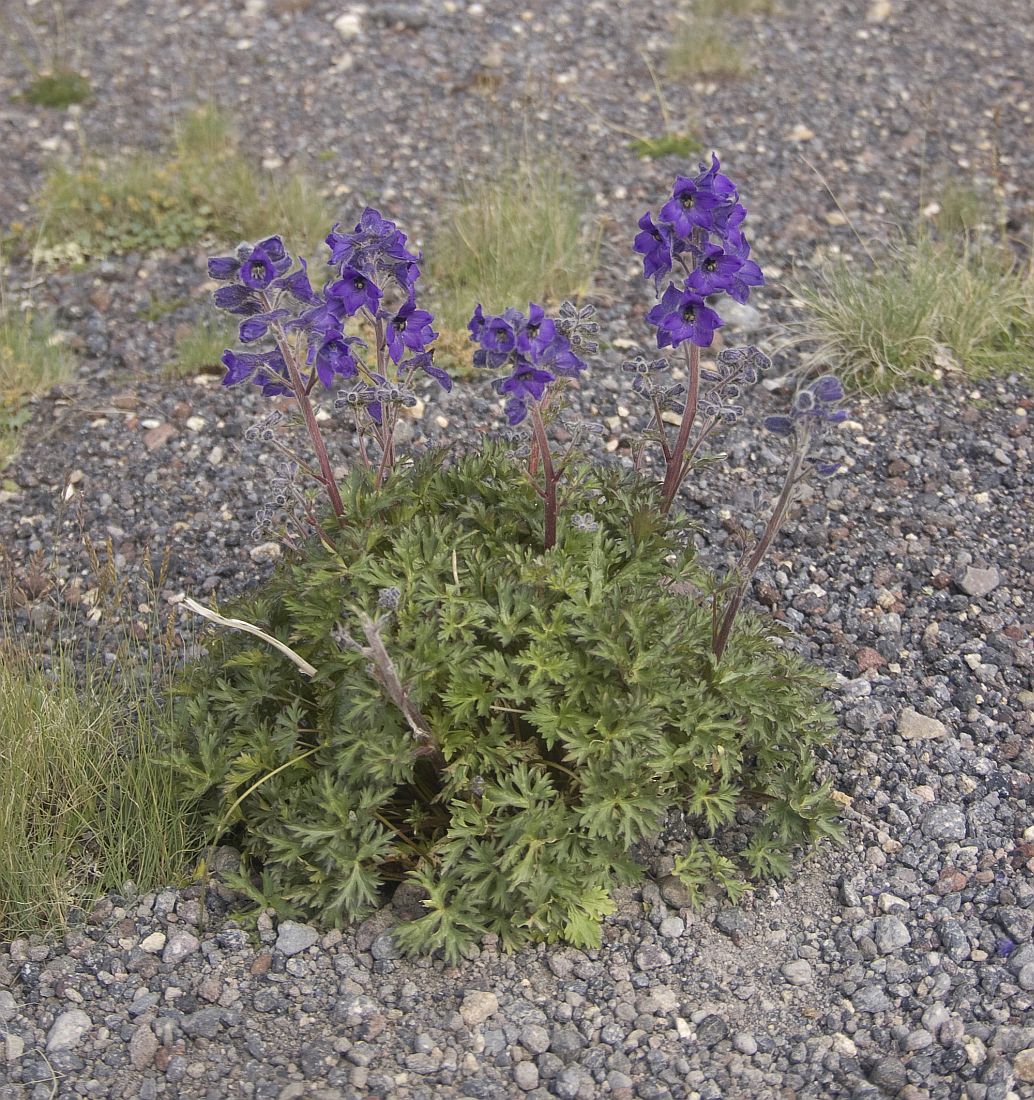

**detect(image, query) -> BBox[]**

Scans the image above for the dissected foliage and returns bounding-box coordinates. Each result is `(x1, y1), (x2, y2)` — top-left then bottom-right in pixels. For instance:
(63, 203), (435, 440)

(172, 446), (839, 961)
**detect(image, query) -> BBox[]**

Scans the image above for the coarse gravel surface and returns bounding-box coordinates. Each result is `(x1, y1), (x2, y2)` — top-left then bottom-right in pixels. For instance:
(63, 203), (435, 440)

(1, 0), (1033, 1098)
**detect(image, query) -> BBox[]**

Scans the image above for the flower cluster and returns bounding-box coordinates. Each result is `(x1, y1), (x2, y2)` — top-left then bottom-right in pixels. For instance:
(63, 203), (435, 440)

(467, 302), (588, 425)
(208, 210), (447, 409)
(763, 374), (848, 475)
(635, 155), (764, 349)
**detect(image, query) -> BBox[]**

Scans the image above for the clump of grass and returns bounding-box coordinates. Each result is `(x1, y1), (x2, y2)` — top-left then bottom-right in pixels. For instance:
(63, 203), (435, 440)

(35, 104), (331, 262)
(427, 159), (597, 376)
(666, 0), (776, 82)
(22, 68), (91, 108)
(930, 179), (993, 237)
(793, 234), (1034, 391)
(629, 132), (703, 160)
(164, 315), (238, 380)
(0, 306), (75, 467)
(0, 642), (199, 939)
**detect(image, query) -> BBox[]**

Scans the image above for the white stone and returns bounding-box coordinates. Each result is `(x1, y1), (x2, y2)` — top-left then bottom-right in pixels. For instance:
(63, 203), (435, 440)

(139, 931), (166, 954)
(459, 990), (499, 1028)
(897, 707), (947, 741)
(334, 10), (362, 39)
(46, 1009), (92, 1052)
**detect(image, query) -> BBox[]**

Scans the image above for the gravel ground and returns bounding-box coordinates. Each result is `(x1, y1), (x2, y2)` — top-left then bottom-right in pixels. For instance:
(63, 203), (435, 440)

(2, 0), (1034, 1098)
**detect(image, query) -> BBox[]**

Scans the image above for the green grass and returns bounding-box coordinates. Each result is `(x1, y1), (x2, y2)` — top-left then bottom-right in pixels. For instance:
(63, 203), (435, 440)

(426, 159), (597, 376)
(629, 132), (703, 160)
(793, 234), (1034, 391)
(164, 315), (238, 380)
(0, 307), (75, 467)
(22, 68), (92, 108)
(0, 642), (199, 939)
(930, 179), (994, 238)
(35, 104), (332, 262)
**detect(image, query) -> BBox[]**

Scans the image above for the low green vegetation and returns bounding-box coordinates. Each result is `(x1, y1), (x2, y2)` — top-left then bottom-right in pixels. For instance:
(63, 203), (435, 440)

(629, 132), (703, 160)
(35, 104), (331, 262)
(171, 446), (840, 961)
(794, 232), (1034, 391)
(0, 642), (198, 939)
(164, 315), (238, 380)
(22, 68), (92, 108)
(427, 160), (596, 376)
(0, 306), (75, 467)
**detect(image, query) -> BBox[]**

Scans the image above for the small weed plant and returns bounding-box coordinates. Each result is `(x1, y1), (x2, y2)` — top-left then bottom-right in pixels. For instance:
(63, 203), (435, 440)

(171, 156), (849, 959)
(22, 68), (91, 108)
(164, 314), (239, 380)
(35, 105), (330, 262)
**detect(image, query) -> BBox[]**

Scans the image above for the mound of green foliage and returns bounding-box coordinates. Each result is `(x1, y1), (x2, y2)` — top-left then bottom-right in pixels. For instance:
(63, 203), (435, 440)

(173, 446), (838, 961)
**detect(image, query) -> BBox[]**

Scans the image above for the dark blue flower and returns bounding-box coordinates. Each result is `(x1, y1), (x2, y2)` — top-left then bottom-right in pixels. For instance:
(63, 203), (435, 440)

(687, 242), (745, 296)
(239, 309), (289, 344)
(384, 296), (437, 364)
(314, 335), (362, 388)
(633, 212), (674, 283)
(660, 176), (727, 238)
(273, 258), (317, 304)
(213, 285), (262, 316)
(240, 245), (278, 290)
(208, 254), (240, 280)
(328, 267), (383, 317)
(402, 351), (452, 392)
(646, 283), (723, 349)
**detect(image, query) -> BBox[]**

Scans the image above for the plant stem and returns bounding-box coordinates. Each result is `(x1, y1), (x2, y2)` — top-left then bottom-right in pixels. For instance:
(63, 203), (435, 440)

(659, 342), (700, 514)
(267, 310), (344, 518)
(528, 403), (558, 550)
(712, 446), (806, 661)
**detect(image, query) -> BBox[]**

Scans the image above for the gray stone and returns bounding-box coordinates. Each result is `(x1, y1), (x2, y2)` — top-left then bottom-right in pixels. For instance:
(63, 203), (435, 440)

(659, 916), (685, 939)
(520, 1024), (551, 1055)
(869, 1055), (907, 1092)
(1014, 1048), (1034, 1084)
(733, 1031), (758, 1055)
(128, 1024), (158, 1071)
(1017, 963), (1034, 992)
(634, 943), (672, 970)
(781, 960), (813, 985)
(514, 1061), (539, 1091)
(958, 565), (1000, 598)
(874, 915), (912, 954)
(46, 1009), (92, 1053)
(370, 932), (400, 961)
(549, 1025), (586, 1060)
(715, 909), (749, 937)
(897, 707), (947, 740)
(697, 1014), (728, 1047)
(658, 875), (693, 908)
(722, 300), (762, 331)
(0, 991), (16, 1022)
(997, 906), (1034, 943)
(162, 930), (200, 965)
(275, 921), (319, 956)
(459, 990), (498, 1028)
(853, 984), (893, 1013)
(182, 1007), (224, 1039)
(554, 1064), (590, 1099)
(921, 805), (967, 841)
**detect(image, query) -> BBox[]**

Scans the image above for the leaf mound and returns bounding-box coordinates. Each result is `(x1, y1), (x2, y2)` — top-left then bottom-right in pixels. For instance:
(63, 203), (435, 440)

(173, 445), (839, 961)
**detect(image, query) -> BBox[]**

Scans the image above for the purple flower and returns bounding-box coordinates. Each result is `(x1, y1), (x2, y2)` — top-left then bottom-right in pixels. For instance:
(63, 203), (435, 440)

(314, 335), (361, 388)
(633, 212), (673, 282)
(239, 309), (289, 344)
(646, 284), (723, 349)
(208, 254), (240, 280)
(495, 363), (556, 425)
(383, 296), (437, 364)
(686, 242), (745, 296)
(695, 153), (738, 203)
(213, 285), (262, 316)
(240, 245), (278, 290)
(480, 312), (517, 355)
(326, 208), (422, 290)
(273, 258), (317, 304)
(402, 351), (452, 392)
(660, 176), (727, 238)
(328, 267), (383, 317)
(220, 349), (264, 386)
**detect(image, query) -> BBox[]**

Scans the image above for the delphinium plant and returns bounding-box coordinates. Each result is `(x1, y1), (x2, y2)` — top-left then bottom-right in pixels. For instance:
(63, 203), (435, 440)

(172, 170), (849, 961)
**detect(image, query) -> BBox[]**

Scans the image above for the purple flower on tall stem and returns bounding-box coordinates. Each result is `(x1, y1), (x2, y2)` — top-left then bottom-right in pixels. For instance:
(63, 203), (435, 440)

(686, 242), (744, 297)
(660, 176), (727, 238)
(240, 245), (278, 290)
(315, 335), (362, 388)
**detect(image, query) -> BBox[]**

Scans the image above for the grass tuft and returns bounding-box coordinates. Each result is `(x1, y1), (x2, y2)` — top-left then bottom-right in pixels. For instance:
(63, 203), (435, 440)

(35, 104), (332, 262)
(666, 0), (776, 82)
(0, 306), (75, 467)
(164, 315), (239, 380)
(0, 643), (199, 939)
(792, 234), (1034, 391)
(22, 68), (92, 108)
(629, 132), (703, 160)
(426, 159), (597, 376)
